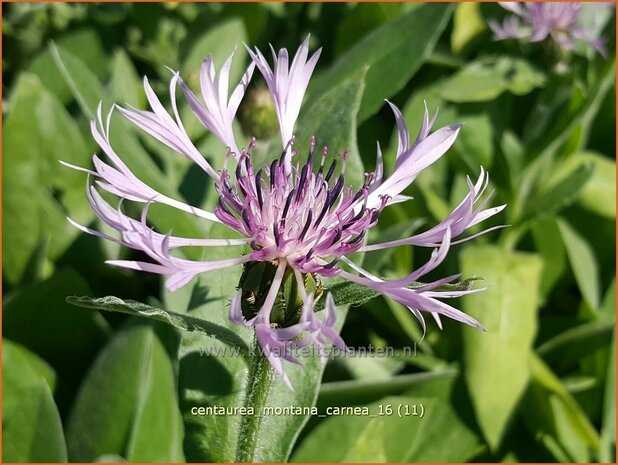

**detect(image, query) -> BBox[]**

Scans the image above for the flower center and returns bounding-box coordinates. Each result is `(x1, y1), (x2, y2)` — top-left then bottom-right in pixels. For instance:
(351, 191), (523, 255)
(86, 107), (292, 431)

(215, 138), (386, 275)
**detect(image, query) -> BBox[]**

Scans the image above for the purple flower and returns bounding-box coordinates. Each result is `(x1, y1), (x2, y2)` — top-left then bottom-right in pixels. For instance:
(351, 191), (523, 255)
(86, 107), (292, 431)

(65, 37), (505, 386)
(490, 2), (611, 56)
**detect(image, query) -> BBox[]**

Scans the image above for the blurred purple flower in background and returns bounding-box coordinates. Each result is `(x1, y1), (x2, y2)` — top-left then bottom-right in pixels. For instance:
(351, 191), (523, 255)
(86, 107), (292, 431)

(490, 2), (611, 56)
(65, 37), (505, 385)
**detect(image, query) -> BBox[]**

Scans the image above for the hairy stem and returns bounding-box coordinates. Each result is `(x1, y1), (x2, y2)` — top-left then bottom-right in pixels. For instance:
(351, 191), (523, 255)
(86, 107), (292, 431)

(235, 337), (274, 463)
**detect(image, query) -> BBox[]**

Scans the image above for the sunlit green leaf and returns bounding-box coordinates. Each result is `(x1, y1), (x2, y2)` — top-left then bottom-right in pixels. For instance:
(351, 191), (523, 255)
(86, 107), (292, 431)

(3, 74), (93, 284)
(67, 322), (184, 462)
(310, 3), (453, 122)
(110, 49), (144, 108)
(600, 330), (616, 462)
(557, 218), (601, 310)
(67, 295), (250, 355)
(292, 396), (481, 462)
(461, 246), (543, 450)
(531, 217), (568, 299)
(438, 57), (545, 103)
(4, 269), (110, 382)
(557, 151), (616, 218)
(3, 340), (67, 462)
(522, 354), (600, 462)
(295, 70), (366, 186)
(317, 369), (458, 410)
(28, 29), (108, 103)
(51, 42), (104, 118)
(451, 2), (486, 54)
(521, 162), (594, 222)
(181, 19), (247, 89)
(537, 319), (614, 371)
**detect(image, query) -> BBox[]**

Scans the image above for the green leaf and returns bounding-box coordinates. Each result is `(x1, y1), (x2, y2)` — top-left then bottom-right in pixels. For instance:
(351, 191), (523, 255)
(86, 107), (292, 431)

(165, 224), (253, 462)
(396, 82), (493, 177)
(51, 41), (104, 118)
(66, 321), (184, 462)
(333, 356), (404, 381)
(334, 3), (412, 56)
(28, 29), (108, 104)
(600, 330), (616, 462)
(558, 151), (616, 218)
(531, 217), (568, 299)
(317, 369), (458, 410)
(600, 280), (616, 321)
(181, 19), (248, 89)
(437, 57), (546, 103)
(295, 70), (366, 186)
(518, 58), (615, 212)
(292, 396), (481, 462)
(455, 112), (494, 169)
(522, 354), (600, 462)
(537, 319), (615, 371)
(50, 44), (161, 186)
(451, 2), (486, 54)
(461, 246), (543, 450)
(3, 73), (93, 284)
(4, 269), (110, 380)
(521, 161), (594, 222)
(318, 279), (379, 309)
(557, 218), (601, 310)
(67, 295), (250, 356)
(3, 339), (56, 397)
(110, 49), (144, 108)
(3, 340), (67, 462)
(309, 3), (453, 123)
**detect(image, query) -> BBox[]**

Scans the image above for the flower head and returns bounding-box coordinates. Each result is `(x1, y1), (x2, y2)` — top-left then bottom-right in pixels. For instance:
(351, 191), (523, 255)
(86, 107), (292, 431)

(489, 2), (611, 56)
(66, 37), (505, 386)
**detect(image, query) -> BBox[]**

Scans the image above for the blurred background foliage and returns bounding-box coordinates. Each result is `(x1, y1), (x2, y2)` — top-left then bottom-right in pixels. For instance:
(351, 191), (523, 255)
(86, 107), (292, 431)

(2, 2), (616, 463)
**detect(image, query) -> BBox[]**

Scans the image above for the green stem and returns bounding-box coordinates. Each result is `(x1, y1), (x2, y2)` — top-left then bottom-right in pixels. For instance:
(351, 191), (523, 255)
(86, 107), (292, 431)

(235, 337), (274, 463)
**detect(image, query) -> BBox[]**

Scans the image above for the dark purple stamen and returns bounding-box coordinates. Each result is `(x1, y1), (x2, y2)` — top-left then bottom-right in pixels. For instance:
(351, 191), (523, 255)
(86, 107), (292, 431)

(314, 197), (331, 226)
(241, 209), (253, 230)
(218, 197), (234, 216)
(306, 142), (315, 167)
(349, 230), (366, 245)
(298, 163), (309, 196)
(323, 258), (340, 269)
(329, 228), (343, 247)
(282, 188), (296, 219)
(329, 175), (344, 204)
(273, 222), (281, 247)
(255, 168), (263, 209)
(325, 159), (337, 182)
(270, 159), (278, 188)
(299, 210), (313, 240)
(350, 205), (366, 223)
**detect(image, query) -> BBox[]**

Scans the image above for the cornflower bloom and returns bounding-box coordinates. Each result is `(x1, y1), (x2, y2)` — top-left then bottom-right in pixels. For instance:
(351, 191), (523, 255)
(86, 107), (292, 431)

(489, 2), (609, 56)
(65, 37), (504, 386)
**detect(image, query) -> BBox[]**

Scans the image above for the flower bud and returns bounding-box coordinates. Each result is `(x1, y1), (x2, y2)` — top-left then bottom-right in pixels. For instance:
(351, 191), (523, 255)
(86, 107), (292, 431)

(239, 86), (279, 139)
(238, 261), (323, 327)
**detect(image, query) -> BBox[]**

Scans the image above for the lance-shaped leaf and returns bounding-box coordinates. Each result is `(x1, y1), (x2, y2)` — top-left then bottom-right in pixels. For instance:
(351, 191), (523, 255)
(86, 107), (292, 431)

(461, 246), (542, 451)
(67, 295), (250, 356)
(3, 341), (67, 462)
(66, 322), (184, 462)
(292, 396), (481, 462)
(309, 3), (453, 123)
